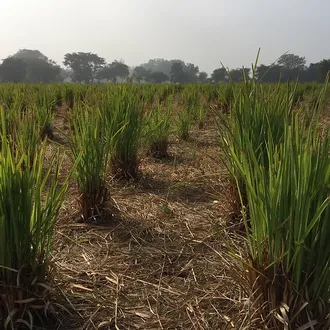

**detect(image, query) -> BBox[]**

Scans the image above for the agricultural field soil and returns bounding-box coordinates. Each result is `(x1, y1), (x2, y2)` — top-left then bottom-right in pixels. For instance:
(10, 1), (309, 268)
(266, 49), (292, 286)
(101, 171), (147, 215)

(49, 110), (246, 329)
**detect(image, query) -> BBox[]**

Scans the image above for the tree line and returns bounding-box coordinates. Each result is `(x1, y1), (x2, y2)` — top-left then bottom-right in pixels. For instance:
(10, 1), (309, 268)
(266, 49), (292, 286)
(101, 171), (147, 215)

(0, 49), (329, 84)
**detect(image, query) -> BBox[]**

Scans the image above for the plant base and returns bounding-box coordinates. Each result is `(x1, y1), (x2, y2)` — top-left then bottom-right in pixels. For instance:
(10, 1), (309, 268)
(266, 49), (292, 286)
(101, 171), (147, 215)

(111, 155), (139, 180)
(150, 140), (169, 159)
(79, 184), (112, 224)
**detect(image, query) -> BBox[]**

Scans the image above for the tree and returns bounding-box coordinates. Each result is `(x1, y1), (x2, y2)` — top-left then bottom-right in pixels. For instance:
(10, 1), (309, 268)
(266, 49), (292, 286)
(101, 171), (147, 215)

(256, 64), (282, 82)
(25, 58), (61, 83)
(318, 59), (330, 81)
(300, 63), (320, 82)
(149, 71), (169, 83)
(59, 68), (72, 82)
(0, 49), (61, 83)
(0, 57), (27, 82)
(184, 63), (199, 83)
(139, 59), (200, 83)
(211, 68), (227, 83)
(13, 49), (47, 61)
(198, 71), (208, 83)
(229, 68), (250, 82)
(141, 58), (185, 76)
(97, 61), (129, 83)
(132, 65), (151, 83)
(278, 53), (306, 70)
(63, 52), (105, 83)
(170, 62), (185, 83)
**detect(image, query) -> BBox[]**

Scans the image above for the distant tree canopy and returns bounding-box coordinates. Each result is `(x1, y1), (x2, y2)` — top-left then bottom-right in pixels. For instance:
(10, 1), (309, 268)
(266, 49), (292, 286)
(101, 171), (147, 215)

(170, 62), (185, 83)
(198, 71), (208, 83)
(141, 58), (185, 77)
(278, 53), (306, 70)
(0, 49), (329, 84)
(319, 59), (330, 80)
(97, 61), (129, 83)
(0, 49), (61, 83)
(0, 57), (27, 82)
(149, 71), (169, 83)
(14, 49), (47, 61)
(132, 66), (151, 83)
(63, 52), (106, 83)
(211, 68), (227, 83)
(169, 61), (200, 83)
(229, 68), (251, 82)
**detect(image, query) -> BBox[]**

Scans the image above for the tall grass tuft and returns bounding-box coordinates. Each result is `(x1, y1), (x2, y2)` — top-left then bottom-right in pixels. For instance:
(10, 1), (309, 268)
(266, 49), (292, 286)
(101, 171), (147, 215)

(145, 97), (172, 159)
(35, 95), (55, 140)
(177, 107), (192, 141)
(0, 113), (70, 328)
(104, 85), (144, 180)
(68, 104), (111, 222)
(220, 57), (330, 328)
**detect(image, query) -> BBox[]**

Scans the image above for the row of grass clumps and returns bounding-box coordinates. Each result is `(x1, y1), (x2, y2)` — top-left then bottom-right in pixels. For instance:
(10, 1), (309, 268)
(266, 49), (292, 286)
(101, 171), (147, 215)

(0, 78), (325, 328)
(67, 84), (175, 223)
(0, 82), (203, 327)
(220, 53), (330, 328)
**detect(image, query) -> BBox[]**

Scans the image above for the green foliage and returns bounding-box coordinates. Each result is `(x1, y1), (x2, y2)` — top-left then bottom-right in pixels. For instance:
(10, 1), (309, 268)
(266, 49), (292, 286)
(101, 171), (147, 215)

(278, 53), (306, 70)
(149, 71), (169, 83)
(103, 85), (144, 179)
(0, 111), (69, 327)
(211, 68), (227, 83)
(68, 104), (111, 222)
(145, 98), (172, 158)
(220, 67), (330, 327)
(63, 52), (106, 83)
(0, 57), (27, 83)
(177, 108), (192, 140)
(97, 61), (129, 83)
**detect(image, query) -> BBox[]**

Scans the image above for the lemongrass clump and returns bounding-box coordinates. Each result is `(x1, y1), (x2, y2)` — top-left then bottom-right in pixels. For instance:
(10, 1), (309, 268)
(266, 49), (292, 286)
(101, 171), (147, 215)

(177, 106), (192, 141)
(183, 86), (200, 120)
(198, 104), (206, 128)
(68, 104), (111, 222)
(35, 94), (56, 140)
(104, 85), (144, 180)
(230, 114), (330, 328)
(0, 117), (70, 328)
(145, 97), (172, 159)
(220, 54), (330, 328)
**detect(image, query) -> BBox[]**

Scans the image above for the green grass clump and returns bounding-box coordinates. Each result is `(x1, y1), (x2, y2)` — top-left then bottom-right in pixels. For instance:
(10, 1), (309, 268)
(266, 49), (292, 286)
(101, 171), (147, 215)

(220, 57), (330, 328)
(145, 97), (172, 159)
(68, 104), (111, 222)
(104, 85), (144, 180)
(0, 125), (69, 328)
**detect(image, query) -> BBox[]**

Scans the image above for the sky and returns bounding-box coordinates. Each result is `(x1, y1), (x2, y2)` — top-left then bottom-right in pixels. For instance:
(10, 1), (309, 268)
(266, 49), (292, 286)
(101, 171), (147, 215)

(0, 0), (330, 74)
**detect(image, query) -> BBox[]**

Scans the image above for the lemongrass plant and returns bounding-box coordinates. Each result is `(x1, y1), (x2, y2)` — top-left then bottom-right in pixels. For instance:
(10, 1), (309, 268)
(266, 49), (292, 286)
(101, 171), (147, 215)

(0, 111), (70, 329)
(198, 104), (206, 129)
(183, 86), (200, 120)
(13, 111), (41, 167)
(103, 85), (144, 180)
(68, 104), (111, 222)
(177, 107), (192, 140)
(145, 97), (172, 159)
(220, 57), (330, 327)
(35, 95), (56, 140)
(219, 84), (235, 114)
(220, 70), (293, 181)
(229, 114), (330, 329)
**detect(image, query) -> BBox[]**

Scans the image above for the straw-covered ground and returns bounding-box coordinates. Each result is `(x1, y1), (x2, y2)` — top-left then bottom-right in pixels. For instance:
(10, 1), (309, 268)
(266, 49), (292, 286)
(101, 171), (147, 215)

(47, 108), (252, 330)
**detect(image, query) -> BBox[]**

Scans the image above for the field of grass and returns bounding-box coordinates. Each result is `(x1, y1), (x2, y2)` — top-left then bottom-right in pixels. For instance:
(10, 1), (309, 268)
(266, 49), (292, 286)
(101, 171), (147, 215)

(0, 79), (329, 329)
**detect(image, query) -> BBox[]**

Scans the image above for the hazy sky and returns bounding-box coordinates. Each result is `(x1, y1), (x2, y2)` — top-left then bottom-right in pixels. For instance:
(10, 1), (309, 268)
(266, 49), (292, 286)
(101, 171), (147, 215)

(1, 0), (329, 73)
